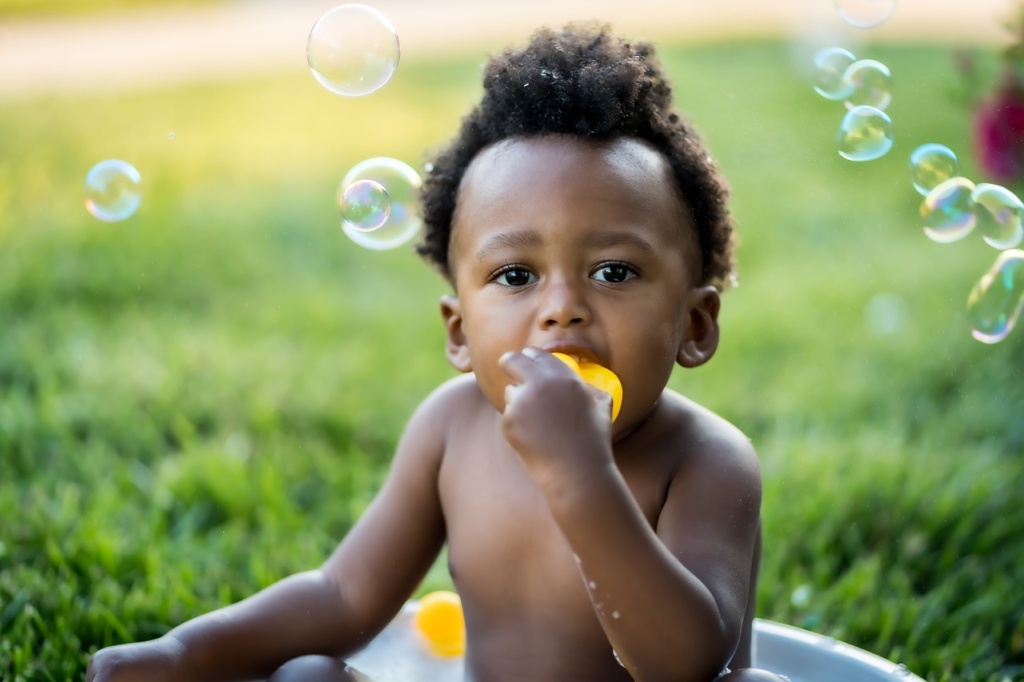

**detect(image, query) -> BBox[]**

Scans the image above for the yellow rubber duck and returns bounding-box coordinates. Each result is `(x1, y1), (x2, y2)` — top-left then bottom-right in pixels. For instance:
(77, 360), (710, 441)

(551, 353), (623, 421)
(413, 590), (466, 657)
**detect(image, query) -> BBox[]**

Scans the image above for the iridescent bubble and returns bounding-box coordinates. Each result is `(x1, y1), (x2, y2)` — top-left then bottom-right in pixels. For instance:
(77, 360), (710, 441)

(339, 179), (391, 231)
(843, 59), (892, 110)
(909, 143), (958, 196)
(972, 183), (1024, 250)
(837, 105), (893, 161)
(921, 177), (976, 243)
(84, 159), (142, 222)
(833, 0), (897, 29)
(340, 157), (421, 250)
(812, 47), (856, 100)
(307, 4), (400, 97)
(966, 249), (1024, 343)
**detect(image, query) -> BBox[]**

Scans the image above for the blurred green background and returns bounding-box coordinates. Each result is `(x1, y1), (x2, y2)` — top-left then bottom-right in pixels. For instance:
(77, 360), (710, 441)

(1, 1), (1023, 681)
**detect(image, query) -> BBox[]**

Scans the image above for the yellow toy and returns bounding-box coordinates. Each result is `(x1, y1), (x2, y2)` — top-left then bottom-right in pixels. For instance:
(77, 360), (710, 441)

(551, 353), (623, 421)
(413, 590), (466, 657)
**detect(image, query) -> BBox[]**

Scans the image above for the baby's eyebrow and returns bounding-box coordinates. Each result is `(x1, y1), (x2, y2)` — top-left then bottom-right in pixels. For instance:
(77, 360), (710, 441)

(583, 231), (656, 254)
(474, 230), (542, 260)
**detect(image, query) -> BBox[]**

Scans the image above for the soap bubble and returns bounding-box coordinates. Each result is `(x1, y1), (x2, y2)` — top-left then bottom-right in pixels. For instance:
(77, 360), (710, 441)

(864, 292), (908, 336)
(84, 159), (142, 222)
(812, 47), (856, 100)
(339, 179), (392, 231)
(972, 183), (1024, 250)
(837, 105), (893, 161)
(921, 177), (976, 243)
(307, 4), (400, 97)
(833, 0), (897, 29)
(909, 144), (958, 196)
(340, 157), (421, 250)
(843, 59), (892, 110)
(967, 249), (1024, 343)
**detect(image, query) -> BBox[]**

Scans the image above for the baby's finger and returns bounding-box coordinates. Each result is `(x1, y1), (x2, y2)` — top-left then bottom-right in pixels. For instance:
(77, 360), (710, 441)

(498, 350), (536, 383)
(585, 384), (615, 419)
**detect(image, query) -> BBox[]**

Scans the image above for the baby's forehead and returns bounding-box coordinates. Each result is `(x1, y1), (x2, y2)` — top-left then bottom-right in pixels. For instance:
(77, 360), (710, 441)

(448, 135), (699, 271)
(462, 135), (674, 191)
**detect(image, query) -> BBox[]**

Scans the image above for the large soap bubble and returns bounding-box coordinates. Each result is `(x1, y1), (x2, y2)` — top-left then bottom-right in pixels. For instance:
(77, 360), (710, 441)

(307, 4), (400, 97)
(967, 249), (1024, 343)
(340, 157), (422, 250)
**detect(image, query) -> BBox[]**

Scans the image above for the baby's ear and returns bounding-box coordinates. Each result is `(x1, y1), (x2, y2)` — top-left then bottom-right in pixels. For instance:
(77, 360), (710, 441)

(440, 294), (473, 373)
(677, 286), (721, 368)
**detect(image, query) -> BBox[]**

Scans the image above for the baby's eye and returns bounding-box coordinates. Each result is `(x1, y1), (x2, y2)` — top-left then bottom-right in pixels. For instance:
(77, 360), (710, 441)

(494, 267), (537, 287)
(592, 263), (637, 284)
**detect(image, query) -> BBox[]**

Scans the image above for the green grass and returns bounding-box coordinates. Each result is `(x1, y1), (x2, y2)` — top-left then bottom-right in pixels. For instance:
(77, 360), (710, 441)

(1, 40), (1022, 681)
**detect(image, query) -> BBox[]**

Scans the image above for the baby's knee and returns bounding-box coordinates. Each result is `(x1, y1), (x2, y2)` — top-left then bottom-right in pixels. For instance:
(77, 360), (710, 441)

(267, 655), (370, 682)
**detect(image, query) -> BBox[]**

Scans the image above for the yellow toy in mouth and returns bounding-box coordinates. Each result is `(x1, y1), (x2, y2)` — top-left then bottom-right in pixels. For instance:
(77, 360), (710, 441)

(551, 353), (623, 422)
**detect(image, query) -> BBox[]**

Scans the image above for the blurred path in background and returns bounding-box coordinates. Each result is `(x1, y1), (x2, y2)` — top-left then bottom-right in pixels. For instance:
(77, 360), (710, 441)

(0, 0), (1015, 98)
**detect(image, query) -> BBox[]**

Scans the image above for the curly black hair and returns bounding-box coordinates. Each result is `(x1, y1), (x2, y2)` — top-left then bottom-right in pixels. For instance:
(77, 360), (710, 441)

(417, 23), (736, 289)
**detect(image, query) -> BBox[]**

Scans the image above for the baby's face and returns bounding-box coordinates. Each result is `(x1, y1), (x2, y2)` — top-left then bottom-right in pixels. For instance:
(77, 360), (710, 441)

(444, 135), (708, 432)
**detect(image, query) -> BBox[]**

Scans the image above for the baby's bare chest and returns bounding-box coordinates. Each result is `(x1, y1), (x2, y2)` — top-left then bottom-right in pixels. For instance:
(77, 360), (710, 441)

(436, 421), (669, 624)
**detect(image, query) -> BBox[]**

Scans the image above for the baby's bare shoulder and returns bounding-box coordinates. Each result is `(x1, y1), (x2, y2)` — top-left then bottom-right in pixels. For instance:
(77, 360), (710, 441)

(655, 389), (759, 488)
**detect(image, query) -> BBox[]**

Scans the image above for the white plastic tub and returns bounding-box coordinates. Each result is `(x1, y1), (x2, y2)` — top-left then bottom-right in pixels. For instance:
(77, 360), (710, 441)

(346, 604), (926, 681)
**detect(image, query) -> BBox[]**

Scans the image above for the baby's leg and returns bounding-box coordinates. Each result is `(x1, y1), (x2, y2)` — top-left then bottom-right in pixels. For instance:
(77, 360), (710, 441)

(716, 667), (791, 682)
(267, 656), (374, 682)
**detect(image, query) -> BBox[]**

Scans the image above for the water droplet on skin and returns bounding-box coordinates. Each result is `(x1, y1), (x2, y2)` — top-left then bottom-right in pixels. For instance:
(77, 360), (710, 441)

(588, 580), (597, 590)
(612, 610), (620, 619)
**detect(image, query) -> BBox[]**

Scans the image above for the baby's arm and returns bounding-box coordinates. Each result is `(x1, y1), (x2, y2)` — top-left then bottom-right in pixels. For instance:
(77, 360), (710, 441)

(556, 436), (761, 682)
(87, 382), (452, 682)
(500, 349), (760, 682)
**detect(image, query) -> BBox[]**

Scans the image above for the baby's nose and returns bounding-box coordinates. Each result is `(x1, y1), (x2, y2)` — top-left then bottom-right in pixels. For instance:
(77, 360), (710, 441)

(538, 278), (591, 328)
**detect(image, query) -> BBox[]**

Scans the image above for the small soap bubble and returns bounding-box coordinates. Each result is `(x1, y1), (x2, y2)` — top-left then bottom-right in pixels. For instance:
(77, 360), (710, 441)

(972, 183), (1024, 250)
(812, 46), (857, 100)
(967, 249), (1024, 343)
(921, 177), (976, 243)
(790, 584), (813, 607)
(909, 144), (958, 196)
(864, 292), (907, 336)
(339, 179), (391, 231)
(837, 105), (893, 161)
(843, 59), (892, 110)
(834, 0), (897, 29)
(84, 159), (142, 222)
(340, 157), (422, 250)
(307, 4), (400, 97)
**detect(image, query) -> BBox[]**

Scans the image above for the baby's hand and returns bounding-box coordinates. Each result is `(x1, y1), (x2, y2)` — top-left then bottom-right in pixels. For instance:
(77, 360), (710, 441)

(499, 347), (615, 493)
(86, 637), (191, 682)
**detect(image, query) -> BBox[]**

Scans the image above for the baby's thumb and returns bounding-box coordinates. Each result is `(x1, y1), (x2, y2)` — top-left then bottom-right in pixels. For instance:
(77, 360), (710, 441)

(586, 384), (614, 419)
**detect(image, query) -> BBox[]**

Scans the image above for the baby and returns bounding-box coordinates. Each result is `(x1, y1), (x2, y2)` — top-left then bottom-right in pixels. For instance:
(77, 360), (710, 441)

(88, 23), (786, 682)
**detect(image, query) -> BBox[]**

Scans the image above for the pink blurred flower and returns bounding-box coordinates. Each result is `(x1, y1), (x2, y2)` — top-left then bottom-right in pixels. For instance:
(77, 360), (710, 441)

(974, 75), (1024, 183)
